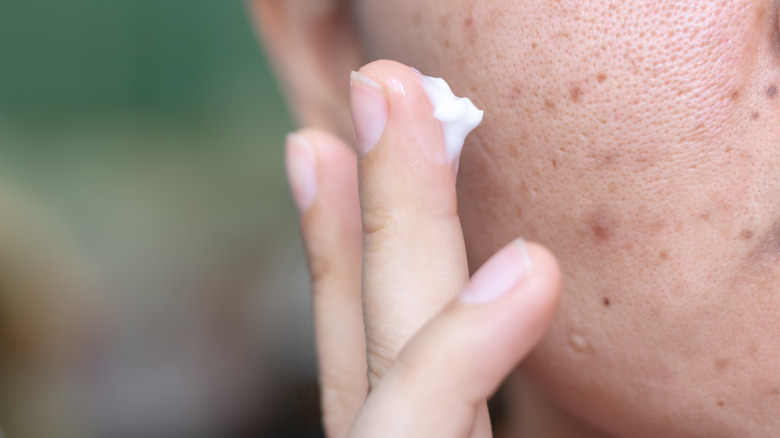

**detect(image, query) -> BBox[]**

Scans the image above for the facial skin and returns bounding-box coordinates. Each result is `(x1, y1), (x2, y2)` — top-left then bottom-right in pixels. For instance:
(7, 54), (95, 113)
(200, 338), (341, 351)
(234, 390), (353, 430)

(255, 0), (780, 436)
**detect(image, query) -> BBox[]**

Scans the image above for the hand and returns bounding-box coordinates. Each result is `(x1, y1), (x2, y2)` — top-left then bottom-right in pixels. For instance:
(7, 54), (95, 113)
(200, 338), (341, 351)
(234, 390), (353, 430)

(285, 60), (561, 438)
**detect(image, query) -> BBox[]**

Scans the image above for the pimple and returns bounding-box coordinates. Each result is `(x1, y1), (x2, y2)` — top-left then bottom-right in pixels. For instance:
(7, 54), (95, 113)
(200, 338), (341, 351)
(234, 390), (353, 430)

(587, 209), (618, 241)
(569, 333), (590, 353)
(597, 73), (607, 84)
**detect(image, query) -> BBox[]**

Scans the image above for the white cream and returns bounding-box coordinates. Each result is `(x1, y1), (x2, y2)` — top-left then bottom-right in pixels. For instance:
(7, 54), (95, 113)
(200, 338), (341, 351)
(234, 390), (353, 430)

(417, 72), (484, 161)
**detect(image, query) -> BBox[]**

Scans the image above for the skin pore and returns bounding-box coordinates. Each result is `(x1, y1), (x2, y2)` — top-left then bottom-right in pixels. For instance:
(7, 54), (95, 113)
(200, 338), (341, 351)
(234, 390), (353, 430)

(255, 0), (780, 436)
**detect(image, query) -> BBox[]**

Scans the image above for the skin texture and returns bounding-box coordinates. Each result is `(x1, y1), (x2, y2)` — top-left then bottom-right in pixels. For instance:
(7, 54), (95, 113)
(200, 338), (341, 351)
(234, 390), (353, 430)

(347, 1), (780, 437)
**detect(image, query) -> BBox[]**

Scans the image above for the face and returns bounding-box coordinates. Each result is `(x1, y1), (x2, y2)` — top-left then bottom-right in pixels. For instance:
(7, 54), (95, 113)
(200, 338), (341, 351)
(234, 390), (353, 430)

(351, 1), (780, 436)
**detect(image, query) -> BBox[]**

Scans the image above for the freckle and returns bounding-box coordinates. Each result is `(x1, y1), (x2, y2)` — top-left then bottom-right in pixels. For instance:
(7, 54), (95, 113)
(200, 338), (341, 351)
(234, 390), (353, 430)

(597, 73), (607, 84)
(767, 85), (777, 99)
(603, 297), (611, 307)
(715, 358), (730, 372)
(532, 42), (538, 49)
(588, 209), (617, 241)
(569, 333), (590, 353)
(659, 251), (669, 260)
(751, 112), (761, 120)
(717, 400), (725, 407)
(740, 230), (754, 240)
(570, 86), (583, 102)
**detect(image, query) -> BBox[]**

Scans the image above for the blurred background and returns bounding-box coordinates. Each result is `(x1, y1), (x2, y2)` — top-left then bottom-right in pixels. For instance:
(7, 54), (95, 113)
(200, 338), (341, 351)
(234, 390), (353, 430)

(0, 1), (321, 437)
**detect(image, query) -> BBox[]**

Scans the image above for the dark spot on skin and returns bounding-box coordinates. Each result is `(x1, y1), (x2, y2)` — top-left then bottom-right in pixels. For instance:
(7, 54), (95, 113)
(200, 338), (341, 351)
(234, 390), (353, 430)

(597, 73), (607, 84)
(659, 251), (669, 260)
(508, 84), (523, 101)
(531, 42), (538, 50)
(464, 16), (474, 27)
(698, 212), (711, 222)
(603, 297), (611, 307)
(740, 230), (754, 240)
(552, 159), (558, 168)
(751, 112), (761, 120)
(753, 221), (780, 262)
(715, 358), (730, 372)
(768, 85), (778, 99)
(588, 209), (617, 241)
(730, 90), (740, 100)
(570, 86), (584, 102)
(717, 401), (725, 407)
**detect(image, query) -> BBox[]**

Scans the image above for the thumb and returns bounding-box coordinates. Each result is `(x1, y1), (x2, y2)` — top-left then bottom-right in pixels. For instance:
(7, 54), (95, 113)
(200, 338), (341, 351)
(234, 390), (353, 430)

(347, 240), (561, 438)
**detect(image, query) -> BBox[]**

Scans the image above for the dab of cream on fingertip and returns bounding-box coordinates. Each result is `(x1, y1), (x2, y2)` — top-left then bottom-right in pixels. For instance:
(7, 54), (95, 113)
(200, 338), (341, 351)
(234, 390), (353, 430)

(413, 68), (484, 161)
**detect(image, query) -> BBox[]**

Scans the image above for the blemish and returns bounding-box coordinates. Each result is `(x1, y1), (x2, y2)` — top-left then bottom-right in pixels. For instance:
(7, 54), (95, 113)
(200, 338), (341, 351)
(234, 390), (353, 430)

(544, 98), (557, 112)
(602, 297), (611, 307)
(717, 400), (725, 407)
(753, 221), (780, 261)
(740, 230), (754, 240)
(588, 209), (617, 241)
(659, 251), (670, 260)
(464, 16), (474, 27)
(698, 212), (711, 222)
(715, 358), (730, 372)
(570, 86), (584, 102)
(768, 85), (778, 99)
(730, 90), (740, 100)
(552, 159), (558, 168)
(597, 73), (607, 84)
(751, 112), (761, 120)
(569, 333), (590, 353)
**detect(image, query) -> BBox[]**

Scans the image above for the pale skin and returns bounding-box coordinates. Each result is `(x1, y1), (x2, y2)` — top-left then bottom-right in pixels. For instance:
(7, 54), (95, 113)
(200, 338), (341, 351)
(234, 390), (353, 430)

(252, 0), (780, 437)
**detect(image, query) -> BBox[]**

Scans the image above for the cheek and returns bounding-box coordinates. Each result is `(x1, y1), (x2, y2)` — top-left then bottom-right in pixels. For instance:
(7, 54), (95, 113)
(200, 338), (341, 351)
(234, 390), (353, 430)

(359, 0), (780, 435)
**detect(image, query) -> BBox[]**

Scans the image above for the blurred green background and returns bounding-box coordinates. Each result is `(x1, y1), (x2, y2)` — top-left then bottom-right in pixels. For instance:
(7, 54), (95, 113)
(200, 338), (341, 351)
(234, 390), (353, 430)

(0, 1), (319, 437)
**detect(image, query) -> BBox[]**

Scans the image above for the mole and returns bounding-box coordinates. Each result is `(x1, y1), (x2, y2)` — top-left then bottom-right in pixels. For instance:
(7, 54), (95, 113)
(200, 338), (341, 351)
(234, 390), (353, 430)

(603, 297), (611, 307)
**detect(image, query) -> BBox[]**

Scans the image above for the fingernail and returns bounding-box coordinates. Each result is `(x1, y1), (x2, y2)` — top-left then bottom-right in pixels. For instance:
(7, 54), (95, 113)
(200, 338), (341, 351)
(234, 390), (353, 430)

(285, 133), (318, 213)
(350, 71), (388, 156)
(460, 239), (534, 303)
